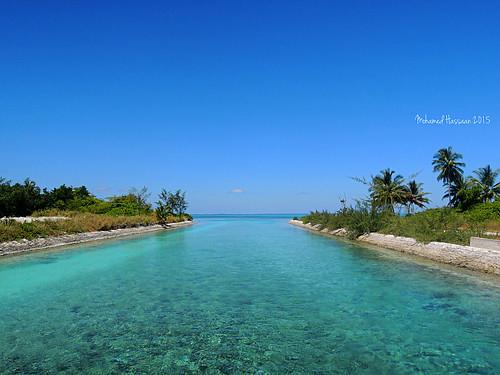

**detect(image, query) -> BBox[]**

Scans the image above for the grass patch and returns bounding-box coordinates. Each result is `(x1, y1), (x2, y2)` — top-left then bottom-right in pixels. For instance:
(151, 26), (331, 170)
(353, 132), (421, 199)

(378, 209), (481, 245)
(0, 211), (192, 243)
(301, 202), (500, 245)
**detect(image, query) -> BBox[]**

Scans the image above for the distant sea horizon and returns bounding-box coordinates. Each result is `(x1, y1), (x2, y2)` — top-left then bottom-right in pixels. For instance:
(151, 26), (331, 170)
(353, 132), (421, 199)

(192, 213), (305, 218)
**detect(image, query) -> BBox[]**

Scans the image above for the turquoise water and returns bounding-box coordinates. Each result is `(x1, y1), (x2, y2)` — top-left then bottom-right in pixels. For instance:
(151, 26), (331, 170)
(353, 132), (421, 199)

(1, 215), (499, 374)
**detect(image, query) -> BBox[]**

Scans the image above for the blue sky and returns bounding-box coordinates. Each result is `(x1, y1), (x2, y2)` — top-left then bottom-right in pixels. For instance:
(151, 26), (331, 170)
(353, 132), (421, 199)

(1, 1), (499, 213)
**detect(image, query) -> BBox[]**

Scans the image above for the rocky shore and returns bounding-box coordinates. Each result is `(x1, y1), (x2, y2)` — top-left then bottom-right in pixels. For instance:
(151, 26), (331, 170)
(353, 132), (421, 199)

(0, 221), (194, 257)
(289, 220), (500, 275)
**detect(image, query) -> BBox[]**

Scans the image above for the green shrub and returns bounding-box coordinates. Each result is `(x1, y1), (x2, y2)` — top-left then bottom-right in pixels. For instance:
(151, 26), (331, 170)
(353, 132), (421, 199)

(300, 204), (498, 245)
(379, 208), (485, 245)
(301, 203), (391, 239)
(465, 200), (500, 222)
(0, 212), (158, 242)
(344, 203), (390, 239)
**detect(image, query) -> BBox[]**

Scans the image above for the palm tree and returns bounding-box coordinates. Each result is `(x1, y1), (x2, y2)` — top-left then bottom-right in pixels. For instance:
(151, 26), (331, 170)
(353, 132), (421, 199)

(472, 165), (500, 202)
(370, 169), (407, 213)
(432, 147), (465, 206)
(405, 180), (430, 214)
(443, 175), (467, 207)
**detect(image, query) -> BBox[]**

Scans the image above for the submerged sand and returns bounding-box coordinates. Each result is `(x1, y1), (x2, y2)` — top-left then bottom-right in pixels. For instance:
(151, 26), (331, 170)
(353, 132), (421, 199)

(289, 220), (500, 275)
(0, 221), (193, 257)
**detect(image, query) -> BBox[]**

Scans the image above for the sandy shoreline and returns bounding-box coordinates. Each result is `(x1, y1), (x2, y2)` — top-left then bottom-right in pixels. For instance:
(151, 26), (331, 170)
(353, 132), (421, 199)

(289, 220), (500, 275)
(0, 221), (194, 257)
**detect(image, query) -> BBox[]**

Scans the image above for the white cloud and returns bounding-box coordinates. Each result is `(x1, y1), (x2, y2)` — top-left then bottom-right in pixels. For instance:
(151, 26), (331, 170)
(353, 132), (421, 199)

(230, 188), (244, 193)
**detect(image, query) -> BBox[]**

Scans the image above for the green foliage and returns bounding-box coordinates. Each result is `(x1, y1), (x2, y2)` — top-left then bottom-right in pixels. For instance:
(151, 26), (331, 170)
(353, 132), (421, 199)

(301, 202), (391, 239)
(301, 210), (347, 231)
(156, 189), (173, 224)
(428, 146), (497, 211)
(102, 194), (152, 216)
(432, 146), (465, 206)
(471, 165), (500, 203)
(160, 213), (193, 224)
(0, 178), (192, 242)
(465, 200), (500, 223)
(128, 187), (152, 212)
(155, 205), (170, 225)
(301, 147), (498, 246)
(0, 212), (157, 242)
(173, 190), (188, 216)
(301, 204), (498, 245)
(0, 179), (45, 217)
(0, 221), (50, 241)
(405, 180), (430, 214)
(370, 169), (407, 212)
(0, 179), (98, 217)
(454, 184), (482, 211)
(354, 170), (430, 214)
(43, 184), (76, 209)
(155, 188), (189, 225)
(0, 177), (157, 218)
(344, 202), (390, 239)
(379, 208), (474, 245)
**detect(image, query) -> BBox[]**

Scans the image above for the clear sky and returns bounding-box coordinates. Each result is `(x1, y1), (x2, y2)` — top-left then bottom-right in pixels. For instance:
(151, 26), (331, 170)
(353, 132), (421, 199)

(1, 1), (499, 213)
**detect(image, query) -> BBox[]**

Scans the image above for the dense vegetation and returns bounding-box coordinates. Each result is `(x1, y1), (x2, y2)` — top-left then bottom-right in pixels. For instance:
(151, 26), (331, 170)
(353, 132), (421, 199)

(0, 212), (156, 243)
(0, 178), (192, 242)
(379, 202), (500, 245)
(155, 189), (188, 225)
(0, 179), (153, 217)
(301, 147), (500, 245)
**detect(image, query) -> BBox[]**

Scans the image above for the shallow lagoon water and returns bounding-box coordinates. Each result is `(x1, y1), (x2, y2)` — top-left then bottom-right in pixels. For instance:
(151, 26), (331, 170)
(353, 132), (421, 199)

(0, 215), (499, 374)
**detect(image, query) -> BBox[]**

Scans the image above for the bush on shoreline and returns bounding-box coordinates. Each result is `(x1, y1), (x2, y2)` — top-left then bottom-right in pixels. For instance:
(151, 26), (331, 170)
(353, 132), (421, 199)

(301, 202), (499, 245)
(0, 212), (157, 242)
(155, 189), (189, 225)
(0, 210), (193, 243)
(378, 209), (482, 245)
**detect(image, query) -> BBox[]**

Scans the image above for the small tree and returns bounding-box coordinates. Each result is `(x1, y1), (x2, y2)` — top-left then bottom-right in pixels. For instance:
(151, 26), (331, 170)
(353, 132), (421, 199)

(167, 192), (178, 216)
(156, 188), (189, 224)
(175, 190), (187, 216)
(156, 189), (173, 225)
(129, 186), (152, 212)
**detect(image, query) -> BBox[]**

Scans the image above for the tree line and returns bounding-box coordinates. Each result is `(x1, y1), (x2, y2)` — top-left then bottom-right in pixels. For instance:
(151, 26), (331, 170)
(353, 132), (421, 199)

(358, 146), (499, 214)
(0, 178), (189, 221)
(432, 147), (499, 209)
(301, 147), (499, 243)
(0, 179), (94, 217)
